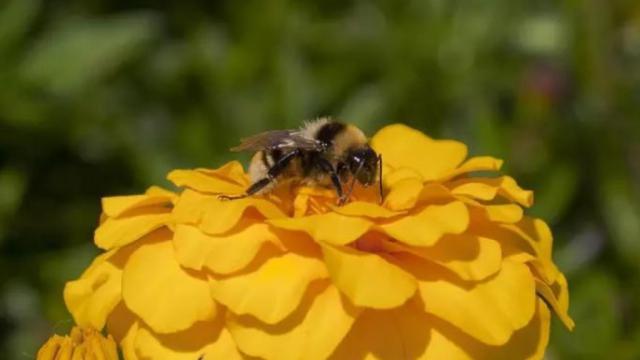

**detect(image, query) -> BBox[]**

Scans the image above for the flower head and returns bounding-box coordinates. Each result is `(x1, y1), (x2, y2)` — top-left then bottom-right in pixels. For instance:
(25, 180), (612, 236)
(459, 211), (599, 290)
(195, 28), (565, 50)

(61, 124), (572, 359)
(37, 326), (118, 360)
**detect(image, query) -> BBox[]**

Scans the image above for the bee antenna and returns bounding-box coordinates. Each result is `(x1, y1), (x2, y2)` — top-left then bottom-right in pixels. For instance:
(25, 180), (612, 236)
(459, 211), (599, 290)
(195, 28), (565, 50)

(377, 154), (384, 204)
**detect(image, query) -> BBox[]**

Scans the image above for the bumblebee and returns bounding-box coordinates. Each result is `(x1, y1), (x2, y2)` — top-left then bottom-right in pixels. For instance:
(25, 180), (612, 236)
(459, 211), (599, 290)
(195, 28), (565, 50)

(219, 118), (383, 204)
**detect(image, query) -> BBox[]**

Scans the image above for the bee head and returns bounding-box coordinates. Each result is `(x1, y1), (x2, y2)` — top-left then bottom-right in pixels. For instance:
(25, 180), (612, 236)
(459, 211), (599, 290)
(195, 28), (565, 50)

(346, 146), (379, 186)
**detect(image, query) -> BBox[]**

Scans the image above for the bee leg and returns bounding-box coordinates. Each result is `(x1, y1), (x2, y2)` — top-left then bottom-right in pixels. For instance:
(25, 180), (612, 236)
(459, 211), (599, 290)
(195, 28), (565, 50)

(317, 158), (344, 204)
(218, 149), (301, 201)
(218, 178), (272, 201)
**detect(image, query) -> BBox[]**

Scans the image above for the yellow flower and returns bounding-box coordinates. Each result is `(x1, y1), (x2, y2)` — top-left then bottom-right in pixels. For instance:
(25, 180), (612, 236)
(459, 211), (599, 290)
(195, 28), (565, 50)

(37, 326), (118, 360)
(62, 123), (572, 359)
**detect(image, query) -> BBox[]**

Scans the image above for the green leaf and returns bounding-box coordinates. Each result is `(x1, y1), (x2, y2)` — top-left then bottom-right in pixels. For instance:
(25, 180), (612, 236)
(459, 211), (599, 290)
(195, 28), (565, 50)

(20, 13), (160, 95)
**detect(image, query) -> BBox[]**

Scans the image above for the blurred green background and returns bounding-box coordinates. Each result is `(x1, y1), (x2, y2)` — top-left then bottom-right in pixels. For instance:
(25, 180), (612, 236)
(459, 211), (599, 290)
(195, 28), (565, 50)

(1, 0), (639, 358)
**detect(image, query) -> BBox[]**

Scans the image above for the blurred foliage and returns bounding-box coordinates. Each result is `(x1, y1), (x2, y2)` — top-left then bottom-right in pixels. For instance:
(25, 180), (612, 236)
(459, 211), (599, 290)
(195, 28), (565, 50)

(0, 0), (639, 358)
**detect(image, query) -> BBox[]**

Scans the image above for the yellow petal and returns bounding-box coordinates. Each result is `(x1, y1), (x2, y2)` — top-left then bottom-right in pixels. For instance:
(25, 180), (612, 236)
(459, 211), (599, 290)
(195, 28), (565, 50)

(87, 332), (119, 360)
(172, 189), (285, 235)
(329, 298), (431, 360)
(441, 156), (504, 181)
(145, 185), (177, 199)
(535, 278), (575, 330)
(371, 124), (468, 181)
(210, 253), (328, 324)
(483, 204), (524, 223)
(322, 244), (416, 309)
(106, 302), (140, 360)
(195, 161), (248, 184)
(500, 176), (534, 207)
(36, 335), (65, 360)
(102, 193), (173, 218)
(450, 182), (499, 201)
(470, 215), (559, 284)
(268, 212), (373, 246)
(464, 201), (524, 224)
(64, 251), (123, 330)
(418, 183), (454, 203)
(552, 271), (571, 325)
(228, 283), (360, 360)
(134, 319), (242, 360)
(423, 298), (550, 360)
(500, 217), (557, 283)
(94, 211), (170, 250)
(172, 223), (278, 274)
(331, 201), (404, 218)
(380, 201), (469, 247)
(383, 166), (424, 187)
(122, 238), (217, 333)
(452, 176), (533, 207)
(382, 177), (423, 211)
(418, 260), (536, 345)
(402, 235), (502, 281)
(168, 168), (246, 195)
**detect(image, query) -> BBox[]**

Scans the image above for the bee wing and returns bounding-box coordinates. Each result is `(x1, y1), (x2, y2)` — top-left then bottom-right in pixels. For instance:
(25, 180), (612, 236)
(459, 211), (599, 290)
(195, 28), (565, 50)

(230, 129), (322, 152)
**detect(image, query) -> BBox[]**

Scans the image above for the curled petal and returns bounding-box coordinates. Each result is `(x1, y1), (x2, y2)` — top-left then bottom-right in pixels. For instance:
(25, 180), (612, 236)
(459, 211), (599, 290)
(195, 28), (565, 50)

(173, 223), (278, 274)
(380, 201), (469, 247)
(269, 213), (373, 246)
(134, 319), (242, 360)
(535, 278), (574, 330)
(210, 253), (328, 324)
(552, 272), (571, 323)
(451, 182), (499, 201)
(482, 204), (524, 224)
(499, 218), (557, 283)
(417, 260), (536, 345)
(451, 176), (533, 208)
(322, 244), (417, 309)
(442, 156), (504, 181)
(371, 124), (468, 181)
(228, 283), (360, 360)
(122, 238), (218, 333)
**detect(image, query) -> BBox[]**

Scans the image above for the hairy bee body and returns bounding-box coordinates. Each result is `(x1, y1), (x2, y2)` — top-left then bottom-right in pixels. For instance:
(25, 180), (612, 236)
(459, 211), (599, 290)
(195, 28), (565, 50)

(224, 117), (382, 204)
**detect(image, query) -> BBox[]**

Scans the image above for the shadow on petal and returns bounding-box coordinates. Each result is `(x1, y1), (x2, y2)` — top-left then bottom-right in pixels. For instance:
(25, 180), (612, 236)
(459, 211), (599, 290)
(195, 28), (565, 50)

(424, 298), (551, 360)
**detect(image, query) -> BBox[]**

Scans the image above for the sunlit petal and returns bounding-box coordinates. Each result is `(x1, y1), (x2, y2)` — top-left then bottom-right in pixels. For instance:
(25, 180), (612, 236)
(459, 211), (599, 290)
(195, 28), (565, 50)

(380, 201), (469, 247)
(322, 244), (416, 308)
(229, 283), (360, 360)
(417, 260), (536, 345)
(122, 238), (217, 333)
(371, 124), (468, 181)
